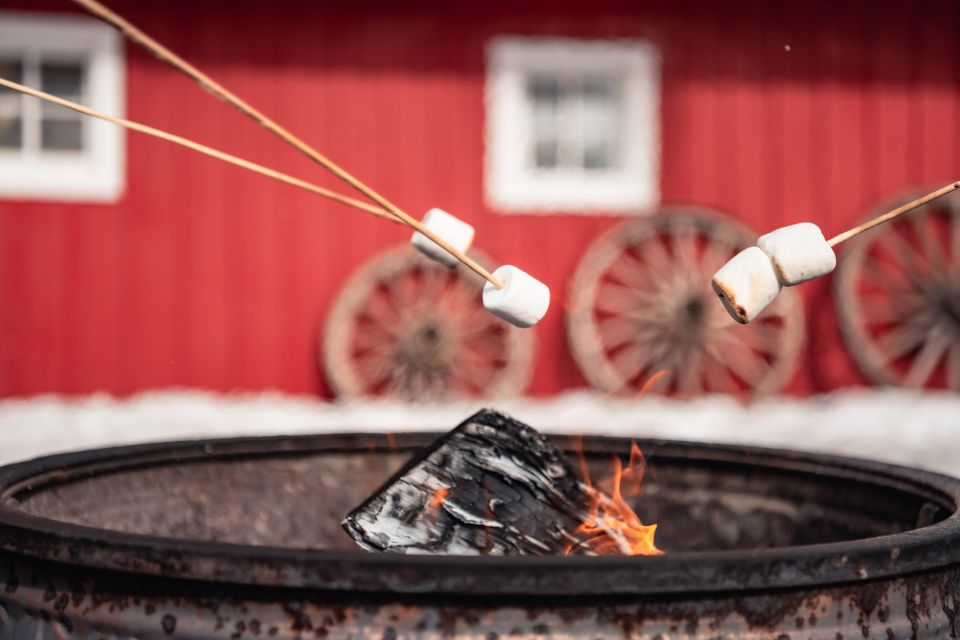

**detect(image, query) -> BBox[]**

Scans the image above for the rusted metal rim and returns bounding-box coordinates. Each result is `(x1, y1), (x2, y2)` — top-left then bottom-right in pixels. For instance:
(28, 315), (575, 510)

(0, 434), (958, 598)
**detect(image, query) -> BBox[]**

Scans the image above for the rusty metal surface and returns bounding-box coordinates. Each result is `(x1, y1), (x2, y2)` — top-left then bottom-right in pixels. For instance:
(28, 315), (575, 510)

(0, 433), (959, 638)
(2, 551), (959, 639)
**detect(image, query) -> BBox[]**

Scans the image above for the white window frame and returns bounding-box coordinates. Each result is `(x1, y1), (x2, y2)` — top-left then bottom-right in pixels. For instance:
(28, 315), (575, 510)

(485, 36), (660, 214)
(0, 11), (124, 202)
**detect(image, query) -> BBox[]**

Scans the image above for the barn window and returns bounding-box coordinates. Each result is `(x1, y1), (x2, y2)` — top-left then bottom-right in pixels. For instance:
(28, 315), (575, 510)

(485, 37), (659, 214)
(0, 11), (124, 202)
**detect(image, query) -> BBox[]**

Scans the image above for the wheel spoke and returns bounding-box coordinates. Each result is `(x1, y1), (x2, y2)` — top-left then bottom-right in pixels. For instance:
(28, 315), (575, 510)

(676, 346), (703, 396)
(610, 340), (661, 385)
(351, 323), (395, 351)
(874, 321), (929, 364)
(951, 211), (960, 269)
(903, 323), (951, 388)
(947, 343), (960, 391)
(606, 251), (658, 292)
(594, 283), (653, 315)
(912, 213), (946, 273)
(636, 235), (674, 281)
(361, 292), (402, 334)
(596, 316), (643, 351)
(459, 310), (500, 339)
(418, 264), (447, 300)
(385, 272), (422, 312)
(699, 232), (739, 278)
(354, 350), (394, 391)
(457, 348), (499, 389)
(876, 230), (934, 289)
(714, 324), (774, 357)
(707, 338), (774, 388)
(671, 223), (699, 271)
(857, 293), (924, 325)
(701, 351), (741, 394)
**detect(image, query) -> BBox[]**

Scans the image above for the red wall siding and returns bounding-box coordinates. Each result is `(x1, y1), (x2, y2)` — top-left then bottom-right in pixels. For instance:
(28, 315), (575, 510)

(0, 0), (957, 397)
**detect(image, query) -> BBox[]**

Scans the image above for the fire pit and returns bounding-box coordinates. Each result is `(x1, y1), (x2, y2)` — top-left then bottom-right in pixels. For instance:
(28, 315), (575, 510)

(1, 432), (959, 638)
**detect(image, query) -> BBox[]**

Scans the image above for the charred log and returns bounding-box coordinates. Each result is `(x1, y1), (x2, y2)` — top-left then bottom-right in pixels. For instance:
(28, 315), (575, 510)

(342, 409), (600, 555)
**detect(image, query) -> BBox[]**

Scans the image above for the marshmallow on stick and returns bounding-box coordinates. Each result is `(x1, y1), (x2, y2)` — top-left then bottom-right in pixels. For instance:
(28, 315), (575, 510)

(411, 208), (476, 267)
(483, 265), (551, 328)
(712, 181), (959, 324)
(713, 223), (835, 324)
(410, 210), (551, 328)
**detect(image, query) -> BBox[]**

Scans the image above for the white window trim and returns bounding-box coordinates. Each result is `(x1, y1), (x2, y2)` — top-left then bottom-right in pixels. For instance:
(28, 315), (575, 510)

(485, 36), (660, 214)
(0, 11), (125, 202)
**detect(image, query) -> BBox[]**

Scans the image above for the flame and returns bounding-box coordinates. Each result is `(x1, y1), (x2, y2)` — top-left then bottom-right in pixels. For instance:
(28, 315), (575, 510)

(429, 486), (449, 510)
(637, 369), (670, 396)
(566, 441), (662, 556)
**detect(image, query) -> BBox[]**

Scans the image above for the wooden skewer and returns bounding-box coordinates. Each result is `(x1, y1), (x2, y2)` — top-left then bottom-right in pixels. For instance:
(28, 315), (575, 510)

(70, 0), (505, 290)
(828, 181), (960, 247)
(0, 77), (398, 223)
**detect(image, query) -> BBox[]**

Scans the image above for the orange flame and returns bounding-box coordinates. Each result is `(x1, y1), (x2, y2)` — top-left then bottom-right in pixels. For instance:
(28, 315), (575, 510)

(429, 486), (449, 510)
(566, 441), (662, 556)
(637, 369), (670, 396)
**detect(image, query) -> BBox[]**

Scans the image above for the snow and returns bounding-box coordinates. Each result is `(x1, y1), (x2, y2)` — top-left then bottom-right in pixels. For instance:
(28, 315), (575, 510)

(0, 388), (958, 476)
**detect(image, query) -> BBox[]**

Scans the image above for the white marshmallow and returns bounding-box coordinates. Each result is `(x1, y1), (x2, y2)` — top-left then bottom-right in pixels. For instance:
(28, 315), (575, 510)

(757, 222), (836, 286)
(711, 247), (781, 324)
(482, 265), (550, 328)
(411, 208), (475, 267)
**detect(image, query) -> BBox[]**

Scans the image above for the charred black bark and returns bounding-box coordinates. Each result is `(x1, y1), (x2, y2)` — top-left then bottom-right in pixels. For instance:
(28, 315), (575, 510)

(342, 409), (596, 555)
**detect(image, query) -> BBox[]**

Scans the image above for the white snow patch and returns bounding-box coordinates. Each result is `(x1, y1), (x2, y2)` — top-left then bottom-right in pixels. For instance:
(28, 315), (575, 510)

(0, 388), (958, 476)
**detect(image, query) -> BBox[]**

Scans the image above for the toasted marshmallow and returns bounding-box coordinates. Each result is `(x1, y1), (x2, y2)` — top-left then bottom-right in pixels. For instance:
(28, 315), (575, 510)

(482, 265), (550, 328)
(711, 247), (781, 324)
(411, 208), (475, 267)
(757, 222), (836, 286)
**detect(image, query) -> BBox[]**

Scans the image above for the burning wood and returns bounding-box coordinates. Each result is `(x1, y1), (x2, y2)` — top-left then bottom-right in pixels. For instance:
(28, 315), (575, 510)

(341, 409), (660, 556)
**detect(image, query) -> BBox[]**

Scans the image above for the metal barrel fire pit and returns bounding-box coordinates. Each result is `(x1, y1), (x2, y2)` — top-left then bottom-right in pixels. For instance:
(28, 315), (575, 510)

(1, 433), (959, 639)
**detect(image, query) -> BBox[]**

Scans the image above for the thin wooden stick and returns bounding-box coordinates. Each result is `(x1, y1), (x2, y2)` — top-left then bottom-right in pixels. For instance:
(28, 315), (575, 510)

(828, 181), (960, 247)
(0, 77), (399, 222)
(70, 0), (504, 289)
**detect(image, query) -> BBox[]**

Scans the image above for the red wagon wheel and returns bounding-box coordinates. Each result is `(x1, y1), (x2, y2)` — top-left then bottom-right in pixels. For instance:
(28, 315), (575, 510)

(566, 208), (805, 397)
(323, 246), (535, 400)
(835, 190), (960, 390)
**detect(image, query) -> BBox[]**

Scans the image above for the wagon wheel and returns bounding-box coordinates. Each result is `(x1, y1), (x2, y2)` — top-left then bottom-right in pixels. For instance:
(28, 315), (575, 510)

(835, 189), (960, 390)
(323, 246), (535, 401)
(567, 208), (805, 397)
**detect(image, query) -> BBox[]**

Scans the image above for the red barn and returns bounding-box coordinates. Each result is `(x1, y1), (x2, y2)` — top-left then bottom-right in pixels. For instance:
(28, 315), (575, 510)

(0, 0), (958, 399)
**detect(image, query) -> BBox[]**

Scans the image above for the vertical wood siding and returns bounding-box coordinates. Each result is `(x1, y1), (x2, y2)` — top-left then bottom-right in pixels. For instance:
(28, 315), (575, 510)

(0, 0), (957, 397)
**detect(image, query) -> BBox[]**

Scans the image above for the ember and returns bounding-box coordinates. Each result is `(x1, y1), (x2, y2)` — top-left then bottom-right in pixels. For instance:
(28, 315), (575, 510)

(341, 409), (660, 556)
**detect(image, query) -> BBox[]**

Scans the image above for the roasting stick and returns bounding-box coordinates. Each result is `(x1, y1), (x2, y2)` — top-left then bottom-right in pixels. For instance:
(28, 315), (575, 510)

(70, 0), (505, 290)
(712, 181), (960, 324)
(827, 181), (960, 247)
(0, 78), (397, 222)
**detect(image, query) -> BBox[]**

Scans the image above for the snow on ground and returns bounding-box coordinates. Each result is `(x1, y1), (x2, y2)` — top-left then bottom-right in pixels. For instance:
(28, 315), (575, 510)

(0, 388), (958, 475)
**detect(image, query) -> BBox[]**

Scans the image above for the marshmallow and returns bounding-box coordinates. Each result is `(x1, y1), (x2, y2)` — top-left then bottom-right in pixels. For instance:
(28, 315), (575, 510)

(411, 208), (475, 267)
(711, 247), (781, 324)
(482, 265), (550, 328)
(757, 222), (836, 286)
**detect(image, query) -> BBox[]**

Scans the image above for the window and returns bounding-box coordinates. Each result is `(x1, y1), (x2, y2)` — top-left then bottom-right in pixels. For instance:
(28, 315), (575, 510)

(0, 11), (124, 201)
(485, 37), (659, 214)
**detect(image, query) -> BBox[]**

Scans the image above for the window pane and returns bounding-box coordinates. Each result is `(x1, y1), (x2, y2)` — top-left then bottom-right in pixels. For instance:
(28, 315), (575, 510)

(0, 59), (23, 149)
(40, 63), (85, 152)
(41, 62), (84, 100)
(41, 119), (83, 151)
(529, 77), (562, 169)
(580, 77), (618, 170)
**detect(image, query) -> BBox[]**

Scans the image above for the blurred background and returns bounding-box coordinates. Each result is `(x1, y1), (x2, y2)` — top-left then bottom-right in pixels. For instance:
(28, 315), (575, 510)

(0, 0), (957, 467)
